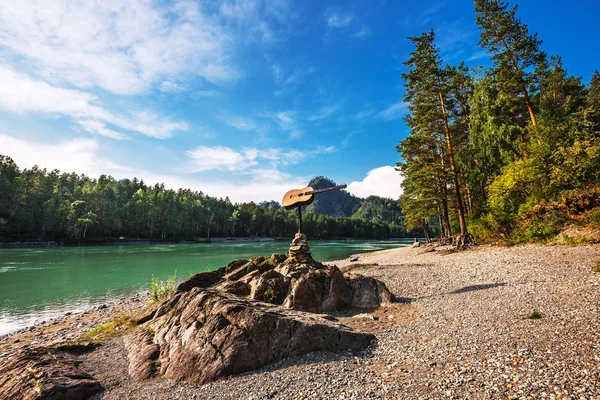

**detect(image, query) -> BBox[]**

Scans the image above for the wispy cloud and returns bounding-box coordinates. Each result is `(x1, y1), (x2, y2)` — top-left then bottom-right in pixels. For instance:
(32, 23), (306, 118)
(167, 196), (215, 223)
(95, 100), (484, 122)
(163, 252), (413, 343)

(185, 144), (337, 179)
(271, 63), (316, 96)
(186, 146), (257, 172)
(0, 1), (238, 95)
(377, 102), (407, 121)
(216, 112), (258, 131)
(353, 26), (371, 39)
(219, 0), (293, 45)
(0, 66), (188, 139)
(326, 10), (354, 28)
(402, 2), (445, 28)
(77, 120), (128, 141)
(306, 104), (341, 121)
(355, 106), (376, 120)
(466, 50), (490, 62)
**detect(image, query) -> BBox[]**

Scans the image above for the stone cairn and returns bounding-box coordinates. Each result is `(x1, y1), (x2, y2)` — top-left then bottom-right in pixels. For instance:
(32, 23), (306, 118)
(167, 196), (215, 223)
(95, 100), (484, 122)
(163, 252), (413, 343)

(288, 232), (312, 263)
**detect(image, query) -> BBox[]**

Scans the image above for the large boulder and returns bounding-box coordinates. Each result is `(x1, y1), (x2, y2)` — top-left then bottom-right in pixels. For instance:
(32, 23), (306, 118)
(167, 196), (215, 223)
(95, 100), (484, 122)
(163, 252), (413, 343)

(190, 232), (395, 313)
(125, 288), (374, 385)
(0, 347), (103, 400)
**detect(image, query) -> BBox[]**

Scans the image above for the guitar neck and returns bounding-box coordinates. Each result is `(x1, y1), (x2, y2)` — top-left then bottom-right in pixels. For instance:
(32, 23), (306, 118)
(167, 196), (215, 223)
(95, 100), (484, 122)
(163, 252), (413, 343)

(305, 184), (347, 195)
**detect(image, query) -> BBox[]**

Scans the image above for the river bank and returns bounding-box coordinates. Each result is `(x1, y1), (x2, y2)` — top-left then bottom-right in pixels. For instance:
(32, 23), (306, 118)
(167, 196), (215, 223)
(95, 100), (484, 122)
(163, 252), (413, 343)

(1, 243), (599, 398)
(0, 237), (280, 248)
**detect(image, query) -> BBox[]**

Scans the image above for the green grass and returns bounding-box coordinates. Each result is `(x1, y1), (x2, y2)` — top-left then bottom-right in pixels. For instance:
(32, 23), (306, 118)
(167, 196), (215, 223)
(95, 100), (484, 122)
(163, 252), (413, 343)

(150, 271), (177, 303)
(526, 310), (543, 320)
(263, 286), (277, 302)
(81, 314), (137, 344)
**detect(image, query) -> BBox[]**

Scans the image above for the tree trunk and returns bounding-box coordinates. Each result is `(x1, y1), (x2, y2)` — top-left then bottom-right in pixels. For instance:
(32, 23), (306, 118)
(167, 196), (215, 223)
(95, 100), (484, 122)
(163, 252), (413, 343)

(435, 75), (472, 247)
(422, 220), (431, 244)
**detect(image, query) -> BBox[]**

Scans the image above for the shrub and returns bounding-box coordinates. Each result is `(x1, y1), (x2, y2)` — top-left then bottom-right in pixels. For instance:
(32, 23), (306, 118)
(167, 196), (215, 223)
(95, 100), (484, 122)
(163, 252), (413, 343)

(526, 310), (543, 319)
(82, 314), (136, 344)
(587, 208), (600, 225)
(150, 271), (177, 303)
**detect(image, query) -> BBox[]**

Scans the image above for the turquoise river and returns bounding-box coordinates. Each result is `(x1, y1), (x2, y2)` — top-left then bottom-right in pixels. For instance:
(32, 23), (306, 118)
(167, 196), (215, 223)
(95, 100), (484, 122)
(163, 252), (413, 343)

(0, 239), (410, 335)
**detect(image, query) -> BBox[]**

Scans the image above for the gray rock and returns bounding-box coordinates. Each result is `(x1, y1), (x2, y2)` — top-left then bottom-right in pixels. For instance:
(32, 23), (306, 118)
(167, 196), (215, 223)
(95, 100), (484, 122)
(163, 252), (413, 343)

(0, 347), (103, 400)
(125, 288), (374, 385)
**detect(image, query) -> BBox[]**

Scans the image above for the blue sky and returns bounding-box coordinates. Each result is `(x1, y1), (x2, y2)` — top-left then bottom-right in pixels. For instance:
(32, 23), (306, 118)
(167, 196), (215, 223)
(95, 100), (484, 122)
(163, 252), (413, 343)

(0, 0), (598, 203)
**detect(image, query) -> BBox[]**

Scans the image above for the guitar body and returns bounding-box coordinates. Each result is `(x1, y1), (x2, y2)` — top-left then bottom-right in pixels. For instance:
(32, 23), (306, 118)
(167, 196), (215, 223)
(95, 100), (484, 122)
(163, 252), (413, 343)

(282, 187), (315, 210)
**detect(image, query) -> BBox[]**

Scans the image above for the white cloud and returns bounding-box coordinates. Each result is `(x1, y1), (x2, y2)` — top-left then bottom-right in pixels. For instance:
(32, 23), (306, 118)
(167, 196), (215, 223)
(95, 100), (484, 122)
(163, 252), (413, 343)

(327, 12), (354, 28)
(0, 66), (188, 139)
(270, 64), (316, 96)
(0, 134), (305, 203)
(77, 120), (128, 141)
(307, 104), (341, 121)
(0, 0), (237, 95)
(216, 113), (258, 131)
(289, 130), (304, 139)
(218, 0), (292, 45)
(353, 26), (371, 39)
(355, 107), (375, 120)
(0, 134), (132, 176)
(347, 166), (403, 199)
(187, 146), (255, 172)
(186, 144), (337, 175)
(377, 102), (407, 121)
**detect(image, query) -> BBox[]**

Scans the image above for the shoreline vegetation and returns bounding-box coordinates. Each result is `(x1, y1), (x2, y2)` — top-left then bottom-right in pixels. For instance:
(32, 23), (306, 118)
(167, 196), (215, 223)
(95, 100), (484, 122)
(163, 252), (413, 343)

(396, 0), (600, 248)
(0, 236), (412, 248)
(1, 243), (599, 398)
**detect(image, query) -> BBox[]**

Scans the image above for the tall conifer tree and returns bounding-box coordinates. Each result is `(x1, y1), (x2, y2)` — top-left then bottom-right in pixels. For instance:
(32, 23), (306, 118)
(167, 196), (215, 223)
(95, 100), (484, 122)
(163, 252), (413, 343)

(474, 0), (546, 127)
(401, 30), (472, 246)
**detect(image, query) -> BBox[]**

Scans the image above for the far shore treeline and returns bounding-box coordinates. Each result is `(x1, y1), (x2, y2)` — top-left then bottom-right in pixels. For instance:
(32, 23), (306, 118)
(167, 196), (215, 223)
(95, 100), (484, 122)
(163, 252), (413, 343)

(0, 157), (413, 243)
(397, 0), (600, 245)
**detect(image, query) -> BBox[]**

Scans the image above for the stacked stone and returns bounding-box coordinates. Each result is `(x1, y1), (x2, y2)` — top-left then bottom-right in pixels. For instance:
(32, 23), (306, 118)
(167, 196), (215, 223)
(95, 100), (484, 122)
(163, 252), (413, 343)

(288, 232), (313, 263)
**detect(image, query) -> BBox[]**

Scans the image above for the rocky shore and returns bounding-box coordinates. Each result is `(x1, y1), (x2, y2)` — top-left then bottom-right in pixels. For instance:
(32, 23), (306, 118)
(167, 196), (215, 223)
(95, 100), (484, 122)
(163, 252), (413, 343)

(1, 243), (599, 399)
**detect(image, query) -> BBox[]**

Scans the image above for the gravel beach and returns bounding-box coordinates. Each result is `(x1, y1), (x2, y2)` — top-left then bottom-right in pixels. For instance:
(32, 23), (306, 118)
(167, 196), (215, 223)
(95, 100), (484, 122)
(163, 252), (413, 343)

(2, 244), (599, 399)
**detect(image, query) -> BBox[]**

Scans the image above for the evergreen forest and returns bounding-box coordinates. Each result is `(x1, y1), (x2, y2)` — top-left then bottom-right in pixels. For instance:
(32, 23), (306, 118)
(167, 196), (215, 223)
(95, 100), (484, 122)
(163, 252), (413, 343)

(0, 157), (411, 243)
(397, 0), (600, 245)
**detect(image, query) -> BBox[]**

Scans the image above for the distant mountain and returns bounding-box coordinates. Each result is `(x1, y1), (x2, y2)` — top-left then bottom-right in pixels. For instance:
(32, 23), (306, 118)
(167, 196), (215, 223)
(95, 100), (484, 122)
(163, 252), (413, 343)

(304, 177), (361, 218)
(258, 200), (282, 210)
(303, 177), (401, 227)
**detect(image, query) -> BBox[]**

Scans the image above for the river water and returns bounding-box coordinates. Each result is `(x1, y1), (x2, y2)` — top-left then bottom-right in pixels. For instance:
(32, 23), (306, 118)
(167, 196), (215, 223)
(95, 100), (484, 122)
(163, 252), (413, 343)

(0, 239), (410, 335)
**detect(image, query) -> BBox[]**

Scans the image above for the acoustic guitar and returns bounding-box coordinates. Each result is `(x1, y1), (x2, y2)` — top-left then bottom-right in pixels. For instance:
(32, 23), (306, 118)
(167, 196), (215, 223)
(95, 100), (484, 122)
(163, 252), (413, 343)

(281, 184), (347, 210)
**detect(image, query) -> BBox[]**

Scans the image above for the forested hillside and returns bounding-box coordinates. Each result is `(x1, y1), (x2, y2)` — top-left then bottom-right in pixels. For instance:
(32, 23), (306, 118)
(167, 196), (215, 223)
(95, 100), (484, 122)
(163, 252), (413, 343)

(0, 156), (410, 242)
(304, 177), (361, 217)
(397, 0), (600, 245)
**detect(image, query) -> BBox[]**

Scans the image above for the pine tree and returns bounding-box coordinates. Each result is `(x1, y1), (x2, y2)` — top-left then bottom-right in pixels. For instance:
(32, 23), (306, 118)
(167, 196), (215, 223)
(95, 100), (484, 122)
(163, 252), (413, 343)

(474, 0), (546, 127)
(402, 30), (472, 246)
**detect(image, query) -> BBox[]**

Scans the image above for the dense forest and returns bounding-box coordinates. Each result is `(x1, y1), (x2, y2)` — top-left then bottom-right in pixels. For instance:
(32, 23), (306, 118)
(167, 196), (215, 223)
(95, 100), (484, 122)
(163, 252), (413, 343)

(0, 156), (413, 243)
(397, 0), (600, 246)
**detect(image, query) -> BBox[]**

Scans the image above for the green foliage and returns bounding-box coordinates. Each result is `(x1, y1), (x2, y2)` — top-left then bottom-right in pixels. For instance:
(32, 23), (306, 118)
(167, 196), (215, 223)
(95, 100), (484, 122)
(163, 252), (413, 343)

(526, 310), (543, 320)
(258, 258), (277, 269)
(262, 286), (277, 303)
(396, 0), (600, 245)
(0, 156), (412, 242)
(150, 272), (177, 303)
(587, 209), (600, 225)
(81, 314), (136, 344)
(514, 210), (566, 243)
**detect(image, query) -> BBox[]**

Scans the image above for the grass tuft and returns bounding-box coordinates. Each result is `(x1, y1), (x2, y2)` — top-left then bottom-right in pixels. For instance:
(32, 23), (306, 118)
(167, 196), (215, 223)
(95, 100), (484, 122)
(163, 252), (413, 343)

(593, 260), (600, 273)
(81, 314), (137, 344)
(526, 310), (543, 320)
(150, 271), (177, 303)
